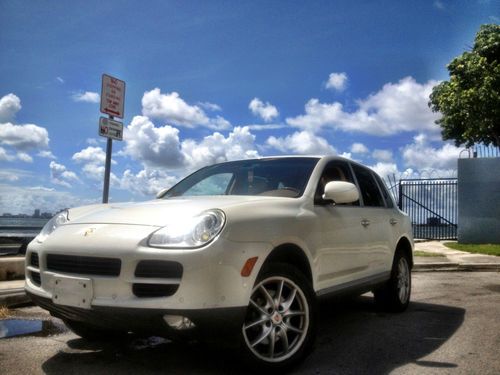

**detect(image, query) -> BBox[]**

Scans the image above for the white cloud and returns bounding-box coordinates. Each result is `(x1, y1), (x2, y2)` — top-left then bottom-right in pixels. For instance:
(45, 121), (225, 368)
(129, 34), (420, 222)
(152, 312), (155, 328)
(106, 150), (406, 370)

(120, 168), (178, 196)
(197, 101), (222, 111)
(0, 169), (19, 182)
(49, 161), (79, 188)
(72, 146), (118, 183)
(372, 149), (393, 162)
(0, 94), (52, 162)
(86, 138), (102, 146)
(16, 152), (33, 163)
(0, 146), (14, 162)
(339, 152), (353, 160)
(433, 1), (445, 10)
(37, 150), (56, 159)
(287, 77), (441, 136)
(244, 124), (287, 131)
(266, 131), (336, 155)
(29, 186), (55, 192)
(72, 146), (107, 165)
(181, 126), (259, 170)
(0, 93), (21, 122)
(0, 168), (33, 182)
(0, 183), (95, 215)
(141, 89), (230, 130)
(122, 116), (259, 172)
(350, 142), (369, 154)
(286, 99), (344, 132)
(369, 162), (400, 179)
(402, 133), (461, 170)
(325, 72), (347, 91)
(123, 116), (185, 168)
(72, 91), (100, 103)
(0, 122), (50, 150)
(81, 163), (106, 181)
(249, 98), (279, 122)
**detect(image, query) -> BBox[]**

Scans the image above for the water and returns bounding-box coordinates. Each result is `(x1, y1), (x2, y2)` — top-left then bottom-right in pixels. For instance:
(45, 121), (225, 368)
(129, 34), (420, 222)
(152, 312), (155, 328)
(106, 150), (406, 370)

(0, 217), (49, 227)
(0, 217), (48, 236)
(0, 319), (64, 338)
(0, 319), (43, 338)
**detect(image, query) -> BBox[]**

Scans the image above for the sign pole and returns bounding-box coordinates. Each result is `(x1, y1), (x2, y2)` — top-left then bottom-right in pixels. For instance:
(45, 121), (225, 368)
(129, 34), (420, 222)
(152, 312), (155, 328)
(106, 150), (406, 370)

(99, 74), (125, 204)
(102, 117), (113, 203)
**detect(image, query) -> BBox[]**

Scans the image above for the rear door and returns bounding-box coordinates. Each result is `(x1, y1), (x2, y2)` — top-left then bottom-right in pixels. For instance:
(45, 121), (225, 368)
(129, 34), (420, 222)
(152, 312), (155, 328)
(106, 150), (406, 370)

(350, 164), (393, 275)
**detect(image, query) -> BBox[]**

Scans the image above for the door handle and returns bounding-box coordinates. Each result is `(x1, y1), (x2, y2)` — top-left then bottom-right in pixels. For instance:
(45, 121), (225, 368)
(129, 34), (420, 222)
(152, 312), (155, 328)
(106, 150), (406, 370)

(361, 219), (370, 227)
(390, 218), (398, 225)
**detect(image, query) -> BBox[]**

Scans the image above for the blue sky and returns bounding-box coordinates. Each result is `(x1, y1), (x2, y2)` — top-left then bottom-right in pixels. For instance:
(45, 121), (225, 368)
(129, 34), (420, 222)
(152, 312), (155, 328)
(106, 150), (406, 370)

(0, 0), (498, 214)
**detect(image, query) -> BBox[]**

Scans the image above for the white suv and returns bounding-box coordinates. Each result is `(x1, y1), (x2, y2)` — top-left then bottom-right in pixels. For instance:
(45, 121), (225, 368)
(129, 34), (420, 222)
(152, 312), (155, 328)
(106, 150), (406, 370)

(25, 156), (413, 369)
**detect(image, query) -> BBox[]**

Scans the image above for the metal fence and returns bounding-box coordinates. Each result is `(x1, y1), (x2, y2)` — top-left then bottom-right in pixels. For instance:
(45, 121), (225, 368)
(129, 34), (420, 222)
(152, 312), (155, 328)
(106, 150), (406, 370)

(461, 145), (500, 158)
(386, 178), (458, 240)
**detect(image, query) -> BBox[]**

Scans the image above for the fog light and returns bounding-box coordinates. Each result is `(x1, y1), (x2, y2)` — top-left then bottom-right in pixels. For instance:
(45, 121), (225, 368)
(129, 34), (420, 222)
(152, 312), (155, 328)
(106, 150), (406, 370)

(163, 315), (196, 330)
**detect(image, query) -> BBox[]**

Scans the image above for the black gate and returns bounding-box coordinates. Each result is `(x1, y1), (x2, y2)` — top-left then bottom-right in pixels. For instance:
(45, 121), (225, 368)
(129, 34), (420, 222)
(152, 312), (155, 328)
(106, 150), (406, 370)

(395, 179), (458, 240)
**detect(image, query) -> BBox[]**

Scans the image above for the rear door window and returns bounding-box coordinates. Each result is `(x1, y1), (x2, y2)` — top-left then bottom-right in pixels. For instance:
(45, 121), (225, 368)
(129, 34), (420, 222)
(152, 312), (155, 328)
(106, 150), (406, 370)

(352, 165), (385, 207)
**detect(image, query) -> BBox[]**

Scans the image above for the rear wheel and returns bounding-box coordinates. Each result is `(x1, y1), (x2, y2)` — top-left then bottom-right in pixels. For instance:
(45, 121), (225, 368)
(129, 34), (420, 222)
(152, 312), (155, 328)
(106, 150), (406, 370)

(374, 251), (411, 312)
(241, 263), (316, 370)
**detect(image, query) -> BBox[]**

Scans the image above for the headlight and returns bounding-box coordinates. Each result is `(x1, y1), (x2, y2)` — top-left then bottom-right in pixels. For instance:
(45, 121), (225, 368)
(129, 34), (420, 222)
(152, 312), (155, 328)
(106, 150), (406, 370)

(36, 210), (69, 243)
(148, 209), (226, 249)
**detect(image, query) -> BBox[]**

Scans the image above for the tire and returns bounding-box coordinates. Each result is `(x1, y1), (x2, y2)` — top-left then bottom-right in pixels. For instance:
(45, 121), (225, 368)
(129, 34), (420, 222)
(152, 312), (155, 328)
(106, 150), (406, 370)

(374, 250), (411, 312)
(240, 263), (317, 370)
(63, 319), (128, 341)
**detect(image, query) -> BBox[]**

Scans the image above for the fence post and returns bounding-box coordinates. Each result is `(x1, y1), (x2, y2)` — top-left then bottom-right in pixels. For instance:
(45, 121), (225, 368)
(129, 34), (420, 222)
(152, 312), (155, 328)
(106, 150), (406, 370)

(398, 180), (403, 210)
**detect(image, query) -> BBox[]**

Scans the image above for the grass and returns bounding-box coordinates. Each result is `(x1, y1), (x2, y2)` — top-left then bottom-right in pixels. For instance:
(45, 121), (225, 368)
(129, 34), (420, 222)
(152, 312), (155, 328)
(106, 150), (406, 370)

(413, 250), (445, 257)
(444, 242), (500, 256)
(0, 306), (10, 319)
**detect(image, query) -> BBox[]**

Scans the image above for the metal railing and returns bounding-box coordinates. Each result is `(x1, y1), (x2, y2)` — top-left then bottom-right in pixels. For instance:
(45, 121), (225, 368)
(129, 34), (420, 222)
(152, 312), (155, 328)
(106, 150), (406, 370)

(0, 226), (43, 255)
(385, 178), (458, 240)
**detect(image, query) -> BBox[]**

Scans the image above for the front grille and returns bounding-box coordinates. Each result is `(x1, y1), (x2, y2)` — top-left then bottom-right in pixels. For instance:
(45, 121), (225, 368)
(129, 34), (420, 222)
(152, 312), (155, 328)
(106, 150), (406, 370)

(135, 260), (183, 279)
(30, 252), (39, 268)
(30, 271), (41, 286)
(46, 254), (121, 277)
(132, 283), (179, 298)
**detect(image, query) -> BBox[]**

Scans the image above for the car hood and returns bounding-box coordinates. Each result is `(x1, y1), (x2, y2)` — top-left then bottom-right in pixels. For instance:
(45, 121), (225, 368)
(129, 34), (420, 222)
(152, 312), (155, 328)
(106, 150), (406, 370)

(66, 196), (294, 227)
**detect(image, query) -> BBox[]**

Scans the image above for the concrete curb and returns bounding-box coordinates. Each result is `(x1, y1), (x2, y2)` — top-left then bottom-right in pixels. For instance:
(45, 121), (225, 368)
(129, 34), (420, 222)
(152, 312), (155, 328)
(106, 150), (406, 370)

(0, 289), (31, 308)
(414, 262), (500, 272)
(0, 257), (25, 281)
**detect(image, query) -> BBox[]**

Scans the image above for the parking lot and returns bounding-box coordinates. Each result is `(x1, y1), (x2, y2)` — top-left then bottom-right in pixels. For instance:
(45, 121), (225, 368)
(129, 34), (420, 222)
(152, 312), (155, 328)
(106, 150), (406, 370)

(1, 271), (499, 374)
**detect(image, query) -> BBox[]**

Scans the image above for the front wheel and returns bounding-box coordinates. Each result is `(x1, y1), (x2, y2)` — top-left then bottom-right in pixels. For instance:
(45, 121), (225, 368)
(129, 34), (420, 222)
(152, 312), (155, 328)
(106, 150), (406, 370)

(374, 251), (411, 312)
(241, 263), (316, 370)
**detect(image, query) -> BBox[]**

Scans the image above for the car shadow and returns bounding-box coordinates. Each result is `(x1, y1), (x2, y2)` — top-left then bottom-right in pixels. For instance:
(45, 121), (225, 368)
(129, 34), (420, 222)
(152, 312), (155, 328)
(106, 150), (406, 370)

(294, 295), (465, 374)
(41, 295), (465, 374)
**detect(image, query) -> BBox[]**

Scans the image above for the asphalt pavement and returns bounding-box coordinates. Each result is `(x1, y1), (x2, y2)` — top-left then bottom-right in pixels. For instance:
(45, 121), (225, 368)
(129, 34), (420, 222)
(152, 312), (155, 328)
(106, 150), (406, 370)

(1, 272), (499, 374)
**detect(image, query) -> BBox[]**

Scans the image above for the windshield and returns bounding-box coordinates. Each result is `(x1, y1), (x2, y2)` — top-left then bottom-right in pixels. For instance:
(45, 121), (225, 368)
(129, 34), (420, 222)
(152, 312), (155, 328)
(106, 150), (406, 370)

(162, 158), (319, 198)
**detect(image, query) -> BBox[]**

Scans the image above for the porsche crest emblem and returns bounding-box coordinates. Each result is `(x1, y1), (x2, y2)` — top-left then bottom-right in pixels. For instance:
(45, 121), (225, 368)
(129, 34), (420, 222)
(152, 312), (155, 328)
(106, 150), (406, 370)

(83, 228), (96, 237)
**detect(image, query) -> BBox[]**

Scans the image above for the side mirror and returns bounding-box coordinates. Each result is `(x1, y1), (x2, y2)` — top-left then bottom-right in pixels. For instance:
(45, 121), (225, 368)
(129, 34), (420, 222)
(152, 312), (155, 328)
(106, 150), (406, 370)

(323, 181), (359, 204)
(156, 188), (169, 199)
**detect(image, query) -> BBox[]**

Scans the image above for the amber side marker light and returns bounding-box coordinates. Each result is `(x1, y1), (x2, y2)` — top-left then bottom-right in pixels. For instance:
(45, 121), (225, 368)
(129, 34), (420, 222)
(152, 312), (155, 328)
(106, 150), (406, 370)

(241, 257), (258, 277)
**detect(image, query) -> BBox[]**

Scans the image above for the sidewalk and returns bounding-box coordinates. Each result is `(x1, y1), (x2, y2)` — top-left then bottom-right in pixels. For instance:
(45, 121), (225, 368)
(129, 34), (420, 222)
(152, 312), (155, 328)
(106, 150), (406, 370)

(413, 240), (500, 272)
(1, 241), (499, 307)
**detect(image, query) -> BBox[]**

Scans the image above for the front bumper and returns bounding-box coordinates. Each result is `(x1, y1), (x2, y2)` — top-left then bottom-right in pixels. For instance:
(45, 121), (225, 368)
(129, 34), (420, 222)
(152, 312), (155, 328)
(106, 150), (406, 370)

(25, 223), (270, 335)
(27, 292), (246, 343)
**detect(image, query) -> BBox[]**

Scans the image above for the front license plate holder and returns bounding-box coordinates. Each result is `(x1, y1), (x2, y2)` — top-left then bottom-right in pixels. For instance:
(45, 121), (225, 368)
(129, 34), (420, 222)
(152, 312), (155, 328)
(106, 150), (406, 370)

(52, 276), (93, 309)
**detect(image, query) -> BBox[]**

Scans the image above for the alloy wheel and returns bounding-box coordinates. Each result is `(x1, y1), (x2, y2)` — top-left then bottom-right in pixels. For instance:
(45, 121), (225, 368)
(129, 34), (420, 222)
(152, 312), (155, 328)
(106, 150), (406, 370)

(396, 257), (410, 304)
(242, 276), (309, 363)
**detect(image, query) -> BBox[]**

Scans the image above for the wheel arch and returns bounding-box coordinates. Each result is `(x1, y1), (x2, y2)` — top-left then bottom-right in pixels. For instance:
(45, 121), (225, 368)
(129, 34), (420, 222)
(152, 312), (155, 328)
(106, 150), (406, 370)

(262, 243), (313, 285)
(396, 236), (414, 268)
